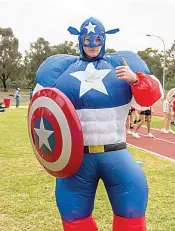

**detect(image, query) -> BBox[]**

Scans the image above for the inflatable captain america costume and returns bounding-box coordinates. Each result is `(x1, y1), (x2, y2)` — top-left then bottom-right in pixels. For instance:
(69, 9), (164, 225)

(33, 17), (163, 231)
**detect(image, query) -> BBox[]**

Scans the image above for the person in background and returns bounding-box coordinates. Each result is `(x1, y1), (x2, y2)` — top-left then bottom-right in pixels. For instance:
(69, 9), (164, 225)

(130, 107), (140, 126)
(171, 99), (175, 126)
(126, 109), (133, 135)
(129, 106), (135, 129)
(14, 88), (21, 108)
(161, 97), (175, 134)
(132, 107), (154, 138)
(0, 101), (5, 112)
(29, 88), (33, 101)
(135, 111), (141, 123)
(126, 107), (138, 133)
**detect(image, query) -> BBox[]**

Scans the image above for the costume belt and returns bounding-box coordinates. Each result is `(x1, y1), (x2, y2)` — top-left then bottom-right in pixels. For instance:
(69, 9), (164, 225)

(84, 142), (126, 153)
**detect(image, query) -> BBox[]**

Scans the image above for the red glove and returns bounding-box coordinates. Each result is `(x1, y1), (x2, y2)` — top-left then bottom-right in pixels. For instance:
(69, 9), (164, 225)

(131, 72), (163, 107)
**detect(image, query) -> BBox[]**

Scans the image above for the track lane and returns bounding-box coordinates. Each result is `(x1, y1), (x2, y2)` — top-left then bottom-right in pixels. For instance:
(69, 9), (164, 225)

(127, 126), (175, 161)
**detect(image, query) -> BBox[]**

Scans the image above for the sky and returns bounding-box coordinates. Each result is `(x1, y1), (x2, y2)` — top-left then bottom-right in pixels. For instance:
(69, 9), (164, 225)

(0, 0), (175, 55)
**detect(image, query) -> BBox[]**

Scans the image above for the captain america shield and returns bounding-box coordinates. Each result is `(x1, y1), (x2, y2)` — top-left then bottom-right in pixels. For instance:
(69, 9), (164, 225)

(28, 87), (84, 178)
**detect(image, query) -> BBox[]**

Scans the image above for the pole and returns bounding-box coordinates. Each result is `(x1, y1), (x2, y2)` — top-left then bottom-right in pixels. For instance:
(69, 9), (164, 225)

(146, 34), (166, 94)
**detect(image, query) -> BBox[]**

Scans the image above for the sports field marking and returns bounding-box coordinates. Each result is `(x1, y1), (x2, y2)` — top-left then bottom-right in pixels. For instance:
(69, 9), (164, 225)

(127, 143), (175, 163)
(139, 133), (175, 145)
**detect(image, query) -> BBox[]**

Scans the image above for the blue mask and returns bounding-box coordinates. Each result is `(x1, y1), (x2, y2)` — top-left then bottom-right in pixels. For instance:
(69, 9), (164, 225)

(68, 17), (119, 61)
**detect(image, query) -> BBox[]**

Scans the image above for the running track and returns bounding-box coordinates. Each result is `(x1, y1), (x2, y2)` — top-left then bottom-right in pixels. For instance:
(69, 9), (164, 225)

(127, 126), (175, 163)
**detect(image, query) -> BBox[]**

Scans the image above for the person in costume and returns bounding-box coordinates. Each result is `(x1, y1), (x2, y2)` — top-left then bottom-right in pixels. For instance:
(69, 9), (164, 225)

(33, 17), (163, 231)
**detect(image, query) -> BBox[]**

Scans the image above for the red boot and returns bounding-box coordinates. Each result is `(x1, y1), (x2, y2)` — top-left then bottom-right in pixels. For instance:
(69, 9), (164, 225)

(113, 215), (147, 231)
(62, 214), (98, 231)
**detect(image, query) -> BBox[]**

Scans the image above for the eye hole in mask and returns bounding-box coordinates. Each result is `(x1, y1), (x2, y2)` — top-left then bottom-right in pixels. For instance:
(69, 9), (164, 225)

(84, 36), (90, 45)
(84, 36), (102, 45)
(94, 36), (101, 45)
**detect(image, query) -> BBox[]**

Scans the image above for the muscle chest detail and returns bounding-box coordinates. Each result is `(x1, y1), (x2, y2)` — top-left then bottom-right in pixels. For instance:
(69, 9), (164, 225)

(54, 60), (132, 109)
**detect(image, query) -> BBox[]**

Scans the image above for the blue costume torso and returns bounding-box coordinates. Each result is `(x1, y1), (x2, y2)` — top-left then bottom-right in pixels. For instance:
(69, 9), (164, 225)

(52, 58), (132, 109)
(36, 52), (150, 146)
(37, 51), (149, 111)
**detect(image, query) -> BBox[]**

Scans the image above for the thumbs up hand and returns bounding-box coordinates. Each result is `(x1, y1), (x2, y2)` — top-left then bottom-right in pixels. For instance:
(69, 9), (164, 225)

(115, 57), (139, 83)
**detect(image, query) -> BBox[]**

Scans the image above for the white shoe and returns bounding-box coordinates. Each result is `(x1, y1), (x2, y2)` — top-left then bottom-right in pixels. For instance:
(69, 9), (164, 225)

(161, 129), (169, 134)
(127, 130), (132, 135)
(167, 130), (175, 135)
(132, 132), (140, 138)
(148, 133), (154, 138)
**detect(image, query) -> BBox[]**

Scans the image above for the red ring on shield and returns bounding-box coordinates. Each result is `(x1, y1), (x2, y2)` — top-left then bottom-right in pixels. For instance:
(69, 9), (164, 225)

(28, 87), (84, 178)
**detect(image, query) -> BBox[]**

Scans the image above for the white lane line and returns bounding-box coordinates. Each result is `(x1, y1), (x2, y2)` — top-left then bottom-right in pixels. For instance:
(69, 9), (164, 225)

(139, 133), (175, 145)
(127, 143), (175, 163)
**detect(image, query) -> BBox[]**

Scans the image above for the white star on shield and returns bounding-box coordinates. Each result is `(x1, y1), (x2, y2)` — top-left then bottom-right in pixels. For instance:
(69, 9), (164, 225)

(70, 62), (111, 97)
(85, 22), (97, 34)
(34, 117), (54, 151)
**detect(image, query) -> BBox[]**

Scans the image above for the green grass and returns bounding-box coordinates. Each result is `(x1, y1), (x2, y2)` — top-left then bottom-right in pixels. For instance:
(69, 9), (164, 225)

(0, 109), (175, 231)
(151, 116), (175, 131)
(10, 101), (30, 106)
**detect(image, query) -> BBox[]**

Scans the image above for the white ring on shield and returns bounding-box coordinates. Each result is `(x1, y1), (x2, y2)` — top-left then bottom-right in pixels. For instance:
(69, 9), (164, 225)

(28, 96), (72, 172)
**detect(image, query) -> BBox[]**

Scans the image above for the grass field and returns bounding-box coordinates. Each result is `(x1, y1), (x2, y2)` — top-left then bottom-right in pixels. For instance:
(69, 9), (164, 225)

(0, 109), (175, 231)
(149, 116), (175, 131)
(10, 101), (30, 106)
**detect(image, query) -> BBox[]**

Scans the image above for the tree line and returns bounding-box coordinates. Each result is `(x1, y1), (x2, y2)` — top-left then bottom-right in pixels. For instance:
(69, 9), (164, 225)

(0, 27), (174, 91)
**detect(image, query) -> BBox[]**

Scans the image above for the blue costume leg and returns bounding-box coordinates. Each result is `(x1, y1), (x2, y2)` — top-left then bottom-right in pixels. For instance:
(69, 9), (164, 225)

(55, 153), (99, 231)
(99, 149), (148, 231)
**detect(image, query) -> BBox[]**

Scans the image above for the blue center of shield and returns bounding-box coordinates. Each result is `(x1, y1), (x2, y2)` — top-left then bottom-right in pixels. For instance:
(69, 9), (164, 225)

(34, 117), (55, 154)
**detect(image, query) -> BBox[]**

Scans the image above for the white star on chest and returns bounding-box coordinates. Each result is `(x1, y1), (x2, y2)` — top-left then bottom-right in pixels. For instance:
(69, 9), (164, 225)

(70, 62), (111, 97)
(34, 117), (54, 151)
(85, 22), (97, 34)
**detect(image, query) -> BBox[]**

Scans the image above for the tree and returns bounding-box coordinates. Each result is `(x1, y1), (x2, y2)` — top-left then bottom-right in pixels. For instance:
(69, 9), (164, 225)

(52, 41), (79, 56)
(105, 48), (116, 54)
(165, 40), (175, 89)
(24, 37), (52, 86)
(0, 28), (22, 91)
(137, 48), (163, 84)
(24, 40), (79, 86)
